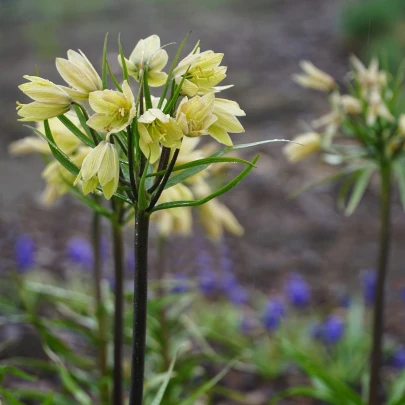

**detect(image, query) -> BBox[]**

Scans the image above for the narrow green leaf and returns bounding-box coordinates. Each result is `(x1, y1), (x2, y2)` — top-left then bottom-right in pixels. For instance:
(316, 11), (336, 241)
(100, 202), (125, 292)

(163, 65), (190, 114)
(338, 171), (361, 212)
(58, 114), (95, 147)
(0, 389), (26, 405)
(151, 155), (259, 212)
(143, 66), (153, 110)
(345, 166), (375, 216)
(106, 60), (123, 92)
(118, 34), (129, 82)
(269, 386), (342, 405)
(42, 121), (80, 176)
(2, 388), (72, 405)
(151, 345), (184, 405)
(158, 31), (191, 109)
(148, 156), (255, 179)
(388, 369), (405, 405)
(102, 33), (109, 89)
(177, 359), (237, 405)
(68, 186), (112, 218)
(0, 365), (36, 381)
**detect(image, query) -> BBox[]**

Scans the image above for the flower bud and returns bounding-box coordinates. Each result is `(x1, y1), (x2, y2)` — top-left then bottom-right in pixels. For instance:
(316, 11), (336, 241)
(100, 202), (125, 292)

(293, 61), (336, 92)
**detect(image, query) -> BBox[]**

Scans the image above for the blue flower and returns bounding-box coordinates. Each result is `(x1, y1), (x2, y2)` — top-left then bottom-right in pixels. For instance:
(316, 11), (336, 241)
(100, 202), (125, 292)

(171, 273), (188, 294)
(227, 284), (248, 306)
(322, 315), (345, 344)
(262, 298), (286, 331)
(361, 269), (376, 306)
(198, 269), (216, 294)
(338, 294), (351, 308)
(66, 237), (93, 269)
(391, 347), (405, 370)
(14, 235), (35, 271)
(285, 273), (311, 308)
(220, 271), (238, 293)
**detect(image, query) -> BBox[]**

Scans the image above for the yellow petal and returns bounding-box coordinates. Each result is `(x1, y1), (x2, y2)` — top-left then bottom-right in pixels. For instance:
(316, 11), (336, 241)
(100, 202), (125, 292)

(81, 141), (108, 181)
(208, 124), (233, 146)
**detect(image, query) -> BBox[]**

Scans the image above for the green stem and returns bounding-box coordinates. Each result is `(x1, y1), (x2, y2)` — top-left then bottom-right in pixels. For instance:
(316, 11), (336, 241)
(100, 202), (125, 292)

(368, 162), (392, 405)
(128, 209), (150, 405)
(91, 208), (109, 404)
(112, 221), (125, 405)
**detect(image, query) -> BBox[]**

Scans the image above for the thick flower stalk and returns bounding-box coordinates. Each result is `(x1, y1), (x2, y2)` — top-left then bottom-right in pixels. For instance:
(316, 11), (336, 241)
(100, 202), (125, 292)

(286, 55), (405, 405)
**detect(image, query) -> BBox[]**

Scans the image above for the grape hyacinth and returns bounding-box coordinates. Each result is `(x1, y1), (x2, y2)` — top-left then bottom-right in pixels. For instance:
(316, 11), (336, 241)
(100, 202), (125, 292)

(14, 235), (36, 272)
(322, 315), (345, 344)
(171, 273), (189, 294)
(66, 237), (93, 269)
(285, 273), (311, 308)
(262, 298), (286, 331)
(361, 269), (377, 307)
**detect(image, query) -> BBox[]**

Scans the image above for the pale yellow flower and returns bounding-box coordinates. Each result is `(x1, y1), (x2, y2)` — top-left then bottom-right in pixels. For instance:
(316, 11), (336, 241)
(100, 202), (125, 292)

(87, 80), (136, 134)
(138, 108), (184, 163)
(41, 146), (91, 206)
(208, 98), (245, 146)
(9, 115), (85, 155)
(176, 92), (217, 137)
(74, 141), (120, 199)
(152, 183), (194, 236)
(350, 56), (387, 91)
(293, 61), (336, 92)
(193, 181), (243, 240)
(173, 48), (231, 97)
(17, 76), (72, 121)
(119, 35), (168, 87)
(56, 50), (102, 100)
(283, 132), (321, 163)
(366, 89), (394, 126)
(340, 95), (362, 115)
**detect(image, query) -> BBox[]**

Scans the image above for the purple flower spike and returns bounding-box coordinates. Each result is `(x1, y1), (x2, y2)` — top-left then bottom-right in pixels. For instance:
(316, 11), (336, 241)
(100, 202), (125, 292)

(171, 273), (188, 294)
(285, 273), (311, 308)
(227, 284), (248, 306)
(391, 347), (405, 370)
(15, 235), (36, 272)
(66, 237), (93, 269)
(322, 315), (345, 344)
(262, 298), (286, 331)
(361, 269), (377, 307)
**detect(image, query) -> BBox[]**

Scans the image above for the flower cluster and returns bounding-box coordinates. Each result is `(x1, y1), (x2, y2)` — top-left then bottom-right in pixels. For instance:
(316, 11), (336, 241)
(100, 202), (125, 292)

(12, 34), (247, 240)
(284, 56), (405, 215)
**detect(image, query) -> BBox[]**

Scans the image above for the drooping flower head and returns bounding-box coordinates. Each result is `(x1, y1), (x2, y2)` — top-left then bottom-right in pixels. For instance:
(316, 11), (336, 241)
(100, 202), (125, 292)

(120, 35), (168, 87)
(17, 76), (72, 121)
(56, 50), (102, 100)
(74, 141), (120, 200)
(87, 80), (136, 135)
(173, 47), (231, 97)
(293, 60), (336, 92)
(283, 132), (321, 163)
(138, 108), (184, 163)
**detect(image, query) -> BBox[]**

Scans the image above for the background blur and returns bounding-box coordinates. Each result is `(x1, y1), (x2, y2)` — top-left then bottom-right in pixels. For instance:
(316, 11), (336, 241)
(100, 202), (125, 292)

(1, 0), (405, 325)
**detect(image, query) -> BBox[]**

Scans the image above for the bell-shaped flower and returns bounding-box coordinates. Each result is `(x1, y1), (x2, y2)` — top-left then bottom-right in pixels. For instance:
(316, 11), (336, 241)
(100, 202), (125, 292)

(17, 76), (72, 121)
(10, 115), (86, 156)
(56, 50), (102, 100)
(119, 35), (168, 87)
(74, 141), (120, 200)
(366, 89), (394, 126)
(283, 132), (321, 163)
(41, 146), (90, 206)
(350, 56), (387, 94)
(176, 92), (217, 138)
(293, 61), (336, 92)
(173, 48), (231, 97)
(138, 108), (183, 163)
(87, 80), (136, 134)
(151, 183), (194, 236)
(208, 98), (245, 146)
(193, 180), (243, 240)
